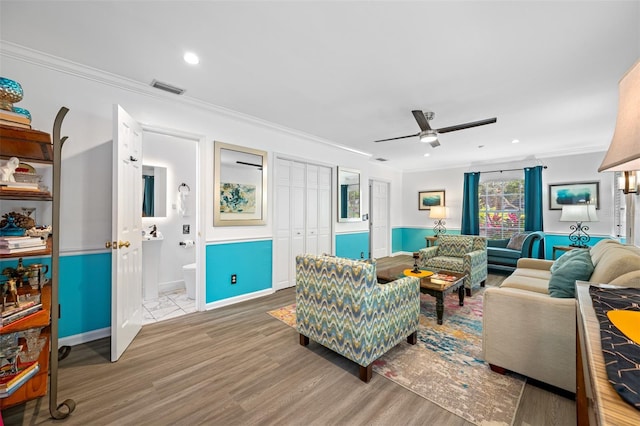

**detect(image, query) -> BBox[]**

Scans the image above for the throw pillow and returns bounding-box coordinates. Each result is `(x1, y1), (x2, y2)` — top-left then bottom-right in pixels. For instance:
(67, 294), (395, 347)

(506, 232), (530, 251)
(548, 249), (594, 298)
(550, 247), (589, 274)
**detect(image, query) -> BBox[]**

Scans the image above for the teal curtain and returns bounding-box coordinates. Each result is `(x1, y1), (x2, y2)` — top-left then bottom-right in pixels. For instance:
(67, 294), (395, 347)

(340, 184), (348, 219)
(143, 175), (154, 217)
(524, 166), (544, 231)
(461, 172), (480, 235)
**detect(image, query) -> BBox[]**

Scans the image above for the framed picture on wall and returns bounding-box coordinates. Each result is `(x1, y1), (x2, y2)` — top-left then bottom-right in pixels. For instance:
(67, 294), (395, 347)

(548, 181), (600, 210)
(418, 190), (445, 210)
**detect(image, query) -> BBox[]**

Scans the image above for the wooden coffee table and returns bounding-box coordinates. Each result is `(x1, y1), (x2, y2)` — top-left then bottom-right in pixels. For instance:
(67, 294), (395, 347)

(377, 265), (466, 325)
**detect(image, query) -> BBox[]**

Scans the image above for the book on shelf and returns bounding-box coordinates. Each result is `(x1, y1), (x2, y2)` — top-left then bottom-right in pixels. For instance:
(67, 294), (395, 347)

(0, 237), (45, 249)
(0, 362), (40, 397)
(0, 109), (32, 125)
(0, 245), (46, 254)
(0, 119), (31, 129)
(0, 303), (43, 327)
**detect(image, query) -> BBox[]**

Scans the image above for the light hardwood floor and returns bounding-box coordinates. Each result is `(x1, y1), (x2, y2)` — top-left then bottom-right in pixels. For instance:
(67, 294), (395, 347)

(2, 256), (576, 425)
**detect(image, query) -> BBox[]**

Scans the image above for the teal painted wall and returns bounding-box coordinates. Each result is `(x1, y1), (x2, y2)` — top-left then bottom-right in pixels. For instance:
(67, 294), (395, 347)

(544, 234), (612, 260)
(392, 228), (461, 253)
(58, 253), (111, 337)
(206, 240), (272, 303)
(335, 232), (369, 259)
(0, 253), (111, 339)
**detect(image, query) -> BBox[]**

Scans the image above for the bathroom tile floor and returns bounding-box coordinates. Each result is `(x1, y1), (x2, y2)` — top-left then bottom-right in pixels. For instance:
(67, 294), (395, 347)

(143, 288), (196, 325)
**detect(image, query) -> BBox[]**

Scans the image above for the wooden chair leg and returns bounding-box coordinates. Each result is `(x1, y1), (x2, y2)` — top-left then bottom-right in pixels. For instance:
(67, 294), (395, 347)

(299, 334), (309, 346)
(407, 331), (417, 345)
(359, 364), (372, 382)
(481, 280), (486, 287)
(466, 288), (471, 297)
(489, 364), (507, 374)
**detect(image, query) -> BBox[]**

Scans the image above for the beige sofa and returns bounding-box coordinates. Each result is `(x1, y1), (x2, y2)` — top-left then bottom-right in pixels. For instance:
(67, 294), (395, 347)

(482, 239), (640, 392)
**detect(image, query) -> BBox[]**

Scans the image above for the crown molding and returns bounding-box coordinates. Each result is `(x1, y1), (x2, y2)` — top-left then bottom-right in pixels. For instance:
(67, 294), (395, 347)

(0, 41), (372, 158)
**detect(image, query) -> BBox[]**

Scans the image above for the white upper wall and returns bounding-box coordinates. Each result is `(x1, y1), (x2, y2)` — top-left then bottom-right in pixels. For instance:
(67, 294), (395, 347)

(403, 151), (618, 237)
(1, 52), (403, 252)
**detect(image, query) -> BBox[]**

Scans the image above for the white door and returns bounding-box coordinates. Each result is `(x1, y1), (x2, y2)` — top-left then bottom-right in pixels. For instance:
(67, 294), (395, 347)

(111, 105), (144, 362)
(317, 166), (332, 255)
(305, 165), (319, 254)
(274, 159), (292, 290)
(370, 180), (390, 259)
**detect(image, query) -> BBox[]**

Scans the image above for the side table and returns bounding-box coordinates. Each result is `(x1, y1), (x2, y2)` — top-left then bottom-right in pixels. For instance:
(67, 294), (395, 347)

(553, 245), (588, 260)
(425, 236), (438, 248)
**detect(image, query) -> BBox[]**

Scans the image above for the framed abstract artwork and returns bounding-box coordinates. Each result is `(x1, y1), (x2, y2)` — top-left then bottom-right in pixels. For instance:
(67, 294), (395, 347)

(418, 190), (445, 210)
(214, 141), (267, 226)
(548, 181), (599, 210)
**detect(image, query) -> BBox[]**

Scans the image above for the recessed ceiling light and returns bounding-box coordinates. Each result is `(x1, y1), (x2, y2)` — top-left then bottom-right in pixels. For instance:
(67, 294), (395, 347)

(512, 139), (520, 144)
(424, 153), (430, 157)
(183, 52), (199, 65)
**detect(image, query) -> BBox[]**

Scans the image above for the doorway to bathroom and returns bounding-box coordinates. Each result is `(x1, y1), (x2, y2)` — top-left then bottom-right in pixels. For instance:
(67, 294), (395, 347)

(140, 126), (203, 325)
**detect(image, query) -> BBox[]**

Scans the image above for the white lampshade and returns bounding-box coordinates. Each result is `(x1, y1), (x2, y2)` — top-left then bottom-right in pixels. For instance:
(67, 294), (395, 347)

(560, 204), (599, 222)
(430, 206), (448, 219)
(598, 60), (640, 172)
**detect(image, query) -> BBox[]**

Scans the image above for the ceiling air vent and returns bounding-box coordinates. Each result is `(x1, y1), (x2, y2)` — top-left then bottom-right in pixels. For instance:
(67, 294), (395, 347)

(150, 79), (185, 95)
(375, 158), (389, 162)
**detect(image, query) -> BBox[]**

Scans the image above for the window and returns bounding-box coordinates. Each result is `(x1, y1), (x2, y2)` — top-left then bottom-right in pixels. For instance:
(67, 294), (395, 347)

(479, 179), (525, 239)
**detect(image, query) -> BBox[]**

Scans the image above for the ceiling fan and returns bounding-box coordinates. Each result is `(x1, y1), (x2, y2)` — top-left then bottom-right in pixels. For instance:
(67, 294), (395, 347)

(374, 110), (497, 147)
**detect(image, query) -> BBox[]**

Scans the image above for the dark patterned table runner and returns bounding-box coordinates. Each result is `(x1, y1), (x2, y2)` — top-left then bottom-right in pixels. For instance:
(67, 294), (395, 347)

(589, 286), (640, 411)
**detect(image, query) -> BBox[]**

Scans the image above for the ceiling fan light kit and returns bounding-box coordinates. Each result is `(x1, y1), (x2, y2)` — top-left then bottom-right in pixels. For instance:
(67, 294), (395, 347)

(374, 109), (497, 149)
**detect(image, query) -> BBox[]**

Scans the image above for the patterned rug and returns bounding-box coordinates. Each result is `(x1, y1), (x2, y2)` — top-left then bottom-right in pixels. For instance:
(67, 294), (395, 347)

(267, 290), (525, 426)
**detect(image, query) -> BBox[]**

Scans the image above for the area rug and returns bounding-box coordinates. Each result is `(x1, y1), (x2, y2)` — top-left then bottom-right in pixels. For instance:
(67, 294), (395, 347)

(267, 290), (525, 426)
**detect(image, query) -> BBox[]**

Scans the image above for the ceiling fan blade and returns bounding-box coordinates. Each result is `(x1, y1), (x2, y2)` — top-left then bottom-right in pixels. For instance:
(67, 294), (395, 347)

(374, 133), (419, 142)
(411, 110), (432, 131)
(436, 117), (497, 134)
(429, 139), (441, 148)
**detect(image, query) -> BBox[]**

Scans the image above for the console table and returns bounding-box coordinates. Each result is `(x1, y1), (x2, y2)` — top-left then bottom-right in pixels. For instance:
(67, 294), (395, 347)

(576, 282), (640, 425)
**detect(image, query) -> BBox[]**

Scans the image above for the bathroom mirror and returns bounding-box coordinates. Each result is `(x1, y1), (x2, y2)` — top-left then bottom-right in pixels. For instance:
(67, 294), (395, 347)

(214, 141), (267, 226)
(142, 165), (167, 217)
(338, 167), (361, 222)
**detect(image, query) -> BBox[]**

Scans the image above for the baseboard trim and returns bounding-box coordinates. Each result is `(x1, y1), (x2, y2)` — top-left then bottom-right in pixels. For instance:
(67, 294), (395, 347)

(205, 289), (274, 310)
(59, 327), (110, 347)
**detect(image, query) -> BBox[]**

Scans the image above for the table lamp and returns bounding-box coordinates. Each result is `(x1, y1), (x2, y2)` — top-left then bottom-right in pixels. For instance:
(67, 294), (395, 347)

(560, 204), (598, 248)
(430, 206), (448, 237)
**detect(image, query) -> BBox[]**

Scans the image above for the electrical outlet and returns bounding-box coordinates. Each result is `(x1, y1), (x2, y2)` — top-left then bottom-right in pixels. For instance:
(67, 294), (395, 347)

(183, 224), (190, 234)
(231, 274), (237, 284)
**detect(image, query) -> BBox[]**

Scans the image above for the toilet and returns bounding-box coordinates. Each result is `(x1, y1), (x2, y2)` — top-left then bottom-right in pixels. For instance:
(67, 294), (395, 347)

(182, 263), (196, 299)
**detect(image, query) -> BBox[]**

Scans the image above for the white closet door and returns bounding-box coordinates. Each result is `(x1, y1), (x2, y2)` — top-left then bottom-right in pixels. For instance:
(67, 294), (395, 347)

(290, 162), (306, 284)
(274, 159), (292, 290)
(371, 180), (390, 259)
(306, 165), (319, 255)
(317, 165), (332, 255)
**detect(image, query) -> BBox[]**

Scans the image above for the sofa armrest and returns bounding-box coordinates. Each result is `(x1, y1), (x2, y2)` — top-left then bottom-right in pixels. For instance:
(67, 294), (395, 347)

(521, 232), (545, 258)
(465, 249), (487, 267)
(516, 257), (553, 270)
(482, 287), (576, 392)
(487, 239), (509, 249)
(418, 246), (439, 264)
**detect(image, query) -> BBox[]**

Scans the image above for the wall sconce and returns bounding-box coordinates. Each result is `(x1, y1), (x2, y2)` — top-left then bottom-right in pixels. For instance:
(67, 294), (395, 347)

(560, 204), (599, 248)
(429, 206), (448, 237)
(618, 171), (639, 194)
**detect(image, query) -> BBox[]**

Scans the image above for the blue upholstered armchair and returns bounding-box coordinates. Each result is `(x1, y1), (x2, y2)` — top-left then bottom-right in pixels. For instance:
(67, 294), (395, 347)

(418, 234), (488, 296)
(296, 254), (420, 382)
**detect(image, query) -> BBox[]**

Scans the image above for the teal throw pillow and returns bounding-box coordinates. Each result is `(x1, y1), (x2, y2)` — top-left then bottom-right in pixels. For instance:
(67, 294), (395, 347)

(548, 249), (594, 298)
(550, 247), (589, 274)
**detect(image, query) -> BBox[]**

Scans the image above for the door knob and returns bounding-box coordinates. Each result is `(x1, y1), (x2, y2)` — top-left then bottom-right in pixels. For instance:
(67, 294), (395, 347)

(118, 240), (130, 248)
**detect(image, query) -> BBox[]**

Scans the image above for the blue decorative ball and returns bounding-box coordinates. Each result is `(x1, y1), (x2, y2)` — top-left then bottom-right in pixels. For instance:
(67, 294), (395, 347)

(11, 106), (31, 120)
(0, 77), (24, 107)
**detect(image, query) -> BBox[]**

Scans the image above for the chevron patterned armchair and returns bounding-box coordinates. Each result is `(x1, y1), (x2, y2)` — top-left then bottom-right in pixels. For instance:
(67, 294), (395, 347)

(418, 234), (488, 296)
(296, 254), (420, 382)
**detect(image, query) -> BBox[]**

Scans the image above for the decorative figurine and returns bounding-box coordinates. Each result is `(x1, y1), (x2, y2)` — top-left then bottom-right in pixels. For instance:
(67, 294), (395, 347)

(0, 156), (20, 182)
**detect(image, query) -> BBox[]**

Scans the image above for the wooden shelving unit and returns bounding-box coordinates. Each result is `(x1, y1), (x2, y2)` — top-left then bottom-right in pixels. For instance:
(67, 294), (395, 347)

(0, 110), (75, 418)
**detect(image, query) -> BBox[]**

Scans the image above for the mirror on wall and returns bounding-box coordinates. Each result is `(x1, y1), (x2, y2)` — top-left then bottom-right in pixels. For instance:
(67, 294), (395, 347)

(338, 167), (361, 222)
(142, 165), (167, 217)
(214, 141), (267, 226)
